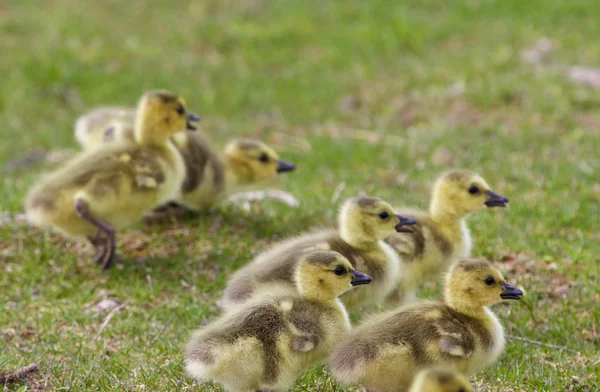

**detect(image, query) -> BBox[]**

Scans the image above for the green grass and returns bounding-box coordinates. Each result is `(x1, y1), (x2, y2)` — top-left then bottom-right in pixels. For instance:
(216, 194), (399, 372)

(1, 0), (599, 391)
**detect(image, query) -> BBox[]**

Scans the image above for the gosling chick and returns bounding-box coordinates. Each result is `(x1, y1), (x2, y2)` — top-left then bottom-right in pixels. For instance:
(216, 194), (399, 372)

(384, 169), (508, 305)
(409, 367), (474, 392)
(74, 106), (135, 149)
(25, 90), (200, 269)
(219, 196), (416, 311)
(185, 250), (372, 392)
(72, 107), (295, 214)
(170, 136), (296, 213)
(329, 258), (522, 392)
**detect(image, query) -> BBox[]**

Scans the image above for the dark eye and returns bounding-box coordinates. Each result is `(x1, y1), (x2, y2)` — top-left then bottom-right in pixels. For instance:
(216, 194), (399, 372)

(468, 185), (479, 194)
(457, 389), (466, 392)
(176, 105), (185, 115)
(333, 265), (346, 276)
(484, 276), (495, 286)
(378, 211), (389, 220)
(258, 153), (269, 163)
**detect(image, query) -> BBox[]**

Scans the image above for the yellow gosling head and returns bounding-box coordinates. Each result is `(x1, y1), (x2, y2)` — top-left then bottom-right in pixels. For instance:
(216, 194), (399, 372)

(338, 196), (417, 247)
(444, 258), (523, 311)
(133, 90), (200, 144)
(430, 169), (508, 219)
(224, 139), (295, 183)
(410, 367), (474, 392)
(294, 250), (372, 301)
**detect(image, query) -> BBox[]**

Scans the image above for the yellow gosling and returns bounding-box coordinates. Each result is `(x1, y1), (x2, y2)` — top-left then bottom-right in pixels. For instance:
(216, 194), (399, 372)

(329, 258), (522, 392)
(72, 107), (295, 215)
(25, 90), (199, 269)
(409, 367), (474, 392)
(219, 196), (416, 311)
(185, 250), (371, 392)
(384, 169), (508, 305)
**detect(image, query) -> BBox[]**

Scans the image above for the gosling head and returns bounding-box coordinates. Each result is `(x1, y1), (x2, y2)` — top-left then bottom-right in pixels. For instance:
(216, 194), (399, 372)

(103, 123), (134, 144)
(338, 196), (417, 247)
(294, 250), (372, 301)
(134, 90), (200, 141)
(430, 169), (508, 219)
(410, 367), (474, 392)
(444, 258), (523, 311)
(224, 139), (296, 183)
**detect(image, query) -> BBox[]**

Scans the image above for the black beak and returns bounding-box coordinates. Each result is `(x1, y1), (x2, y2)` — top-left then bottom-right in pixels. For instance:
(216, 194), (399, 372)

(485, 190), (509, 207)
(350, 269), (372, 286)
(395, 215), (417, 233)
(500, 282), (523, 300)
(276, 159), (296, 173)
(186, 113), (200, 131)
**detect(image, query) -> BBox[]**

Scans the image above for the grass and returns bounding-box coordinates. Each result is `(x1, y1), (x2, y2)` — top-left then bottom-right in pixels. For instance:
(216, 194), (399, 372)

(1, 0), (599, 390)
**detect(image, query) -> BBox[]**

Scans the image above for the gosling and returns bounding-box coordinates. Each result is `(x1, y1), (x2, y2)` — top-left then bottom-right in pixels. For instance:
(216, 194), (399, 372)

(185, 250), (372, 392)
(329, 258), (522, 392)
(25, 90), (199, 269)
(409, 367), (473, 392)
(219, 196), (416, 311)
(384, 169), (508, 305)
(164, 136), (296, 216)
(72, 107), (295, 215)
(74, 106), (135, 149)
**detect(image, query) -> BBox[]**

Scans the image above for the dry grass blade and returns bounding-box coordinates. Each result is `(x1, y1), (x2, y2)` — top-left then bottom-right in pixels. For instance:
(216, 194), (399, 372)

(93, 300), (131, 340)
(506, 335), (581, 355)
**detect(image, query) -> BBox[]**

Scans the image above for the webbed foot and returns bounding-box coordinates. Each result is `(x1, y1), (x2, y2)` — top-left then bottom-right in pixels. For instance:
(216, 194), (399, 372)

(76, 198), (117, 270)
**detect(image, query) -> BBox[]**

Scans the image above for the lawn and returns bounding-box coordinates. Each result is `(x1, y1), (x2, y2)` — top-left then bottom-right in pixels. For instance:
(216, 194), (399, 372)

(1, 0), (599, 391)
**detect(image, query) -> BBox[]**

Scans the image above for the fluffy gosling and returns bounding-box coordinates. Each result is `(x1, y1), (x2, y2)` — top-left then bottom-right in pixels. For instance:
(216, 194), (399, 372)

(219, 196), (416, 311)
(384, 169), (508, 305)
(185, 250), (372, 392)
(409, 367), (474, 392)
(74, 106), (135, 149)
(169, 136), (295, 214)
(25, 90), (199, 269)
(72, 107), (295, 215)
(329, 258), (522, 392)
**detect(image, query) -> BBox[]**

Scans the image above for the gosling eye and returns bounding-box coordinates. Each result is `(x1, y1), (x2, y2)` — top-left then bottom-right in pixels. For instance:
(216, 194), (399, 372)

(378, 211), (389, 220)
(176, 104), (185, 115)
(484, 276), (495, 286)
(333, 265), (346, 276)
(258, 153), (270, 163)
(468, 185), (480, 195)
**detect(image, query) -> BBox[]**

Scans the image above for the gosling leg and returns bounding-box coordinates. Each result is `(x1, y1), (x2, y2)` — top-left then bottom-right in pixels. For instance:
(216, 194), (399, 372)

(142, 205), (170, 224)
(165, 201), (197, 216)
(97, 227), (116, 270)
(75, 198), (117, 270)
(87, 231), (106, 265)
(143, 202), (196, 224)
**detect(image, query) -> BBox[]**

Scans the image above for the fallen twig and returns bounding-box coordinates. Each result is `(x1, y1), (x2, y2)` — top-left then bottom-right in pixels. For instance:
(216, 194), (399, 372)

(0, 363), (38, 384)
(506, 334), (581, 355)
(94, 300), (131, 339)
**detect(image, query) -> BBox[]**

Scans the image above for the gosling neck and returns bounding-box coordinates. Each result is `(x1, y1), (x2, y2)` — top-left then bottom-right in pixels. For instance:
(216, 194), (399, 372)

(444, 289), (488, 318)
(297, 284), (338, 303)
(134, 117), (171, 147)
(429, 196), (466, 229)
(338, 223), (380, 250)
(223, 155), (255, 186)
(224, 162), (244, 186)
